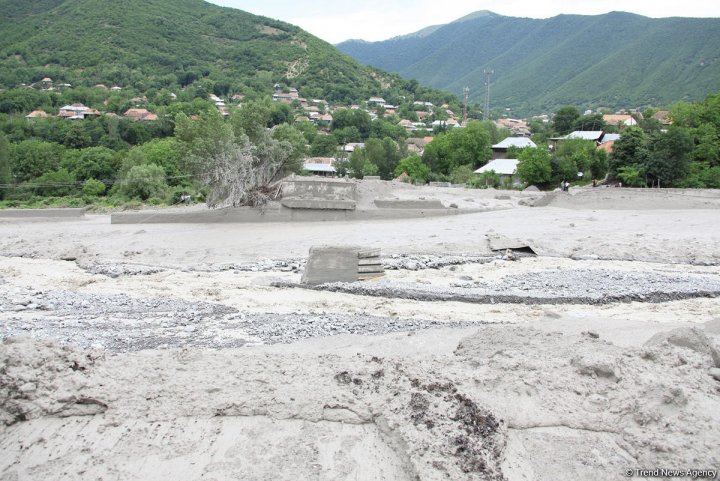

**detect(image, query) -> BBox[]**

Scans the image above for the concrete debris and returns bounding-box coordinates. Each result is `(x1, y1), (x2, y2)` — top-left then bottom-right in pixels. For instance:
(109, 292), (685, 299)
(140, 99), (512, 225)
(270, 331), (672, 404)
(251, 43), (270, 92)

(301, 246), (385, 285)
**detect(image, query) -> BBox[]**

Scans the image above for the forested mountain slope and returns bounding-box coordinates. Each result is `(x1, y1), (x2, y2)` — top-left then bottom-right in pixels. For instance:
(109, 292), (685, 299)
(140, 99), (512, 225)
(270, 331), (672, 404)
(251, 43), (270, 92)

(337, 11), (720, 114)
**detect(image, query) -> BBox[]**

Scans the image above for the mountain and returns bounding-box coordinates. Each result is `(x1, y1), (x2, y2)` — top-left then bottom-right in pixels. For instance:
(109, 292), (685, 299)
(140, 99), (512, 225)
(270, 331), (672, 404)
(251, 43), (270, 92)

(337, 11), (720, 115)
(0, 0), (426, 104)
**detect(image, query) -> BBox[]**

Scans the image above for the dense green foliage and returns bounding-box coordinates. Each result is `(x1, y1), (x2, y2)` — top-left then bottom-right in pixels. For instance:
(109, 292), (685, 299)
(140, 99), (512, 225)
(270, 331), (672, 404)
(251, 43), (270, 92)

(517, 148), (552, 186)
(0, 0), (455, 106)
(605, 93), (720, 187)
(422, 121), (492, 176)
(338, 12), (720, 115)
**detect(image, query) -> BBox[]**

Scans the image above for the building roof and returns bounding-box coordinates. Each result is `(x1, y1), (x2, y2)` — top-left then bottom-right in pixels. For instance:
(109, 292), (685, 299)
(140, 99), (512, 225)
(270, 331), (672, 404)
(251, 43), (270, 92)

(492, 137), (536, 149)
(602, 114), (636, 126)
(25, 110), (49, 118)
(60, 104), (89, 112)
(474, 158), (520, 176)
(653, 111), (672, 125)
(601, 133), (621, 143)
(303, 163), (337, 173)
(567, 131), (604, 141)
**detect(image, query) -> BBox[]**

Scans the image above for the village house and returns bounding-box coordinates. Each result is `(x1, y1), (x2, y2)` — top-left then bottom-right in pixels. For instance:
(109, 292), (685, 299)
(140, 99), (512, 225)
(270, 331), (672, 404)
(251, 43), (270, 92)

(58, 103), (93, 120)
(303, 157), (336, 177)
(491, 137), (537, 159)
(550, 130), (605, 150)
(25, 110), (49, 120)
(653, 111), (672, 125)
(474, 158), (521, 186)
(602, 114), (637, 127)
(317, 113), (333, 127)
(367, 97), (385, 105)
(342, 142), (365, 153)
(123, 108), (158, 121)
(406, 137), (433, 155)
(398, 119), (415, 132)
(496, 118), (531, 137)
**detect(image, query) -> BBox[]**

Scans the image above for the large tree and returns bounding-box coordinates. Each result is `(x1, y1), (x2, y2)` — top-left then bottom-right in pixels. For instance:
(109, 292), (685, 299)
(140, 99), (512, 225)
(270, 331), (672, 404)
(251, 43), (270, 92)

(517, 147), (552, 186)
(553, 106), (581, 135)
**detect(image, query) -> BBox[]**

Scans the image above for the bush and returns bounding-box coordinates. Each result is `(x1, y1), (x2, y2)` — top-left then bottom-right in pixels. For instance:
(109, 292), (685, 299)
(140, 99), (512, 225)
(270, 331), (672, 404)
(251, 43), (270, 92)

(82, 178), (106, 196)
(118, 163), (168, 200)
(468, 171), (500, 189)
(31, 169), (77, 197)
(450, 164), (474, 184)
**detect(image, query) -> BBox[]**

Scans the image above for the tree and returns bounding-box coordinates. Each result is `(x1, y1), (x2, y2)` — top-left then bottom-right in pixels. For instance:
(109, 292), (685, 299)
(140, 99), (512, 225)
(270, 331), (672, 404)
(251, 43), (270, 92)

(347, 149), (378, 179)
(199, 136), (297, 207)
(609, 127), (649, 176)
(82, 178), (106, 196)
(230, 99), (271, 143)
(271, 124), (307, 175)
(616, 166), (643, 187)
(309, 134), (338, 157)
(646, 127), (693, 186)
(61, 147), (121, 184)
(394, 154), (430, 183)
(517, 147), (552, 186)
(574, 114), (606, 132)
(450, 165), (474, 184)
(422, 121), (492, 176)
(175, 111), (235, 172)
(118, 164), (168, 200)
(360, 137), (403, 180)
(0, 134), (11, 199)
(10, 140), (65, 183)
(31, 169), (77, 197)
(64, 123), (92, 149)
(553, 106), (580, 135)
(331, 109), (372, 139)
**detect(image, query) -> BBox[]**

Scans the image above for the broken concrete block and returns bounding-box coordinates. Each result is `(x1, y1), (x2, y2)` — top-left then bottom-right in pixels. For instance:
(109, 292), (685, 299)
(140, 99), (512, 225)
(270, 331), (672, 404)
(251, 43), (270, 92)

(301, 246), (385, 285)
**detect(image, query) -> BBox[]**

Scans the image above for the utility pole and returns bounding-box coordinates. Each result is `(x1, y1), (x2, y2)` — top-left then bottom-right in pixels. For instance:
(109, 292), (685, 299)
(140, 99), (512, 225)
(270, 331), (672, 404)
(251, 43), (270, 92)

(483, 69), (493, 121)
(463, 86), (469, 125)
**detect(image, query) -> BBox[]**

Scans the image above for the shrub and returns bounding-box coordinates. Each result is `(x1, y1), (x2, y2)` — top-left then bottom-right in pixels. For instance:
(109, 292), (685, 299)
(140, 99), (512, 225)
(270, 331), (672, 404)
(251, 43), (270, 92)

(118, 163), (168, 200)
(468, 171), (501, 189)
(82, 178), (106, 196)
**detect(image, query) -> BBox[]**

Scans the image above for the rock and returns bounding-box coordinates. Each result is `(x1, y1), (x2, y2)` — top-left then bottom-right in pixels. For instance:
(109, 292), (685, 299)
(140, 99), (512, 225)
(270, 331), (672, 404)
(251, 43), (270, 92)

(645, 327), (720, 368)
(584, 331), (600, 339)
(710, 368), (720, 381)
(449, 203), (458, 208)
(571, 354), (619, 382)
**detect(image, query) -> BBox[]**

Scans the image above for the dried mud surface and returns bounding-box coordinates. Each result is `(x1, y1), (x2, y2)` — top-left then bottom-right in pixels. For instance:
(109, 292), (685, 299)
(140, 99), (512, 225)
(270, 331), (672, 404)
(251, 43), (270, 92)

(1, 186), (720, 480)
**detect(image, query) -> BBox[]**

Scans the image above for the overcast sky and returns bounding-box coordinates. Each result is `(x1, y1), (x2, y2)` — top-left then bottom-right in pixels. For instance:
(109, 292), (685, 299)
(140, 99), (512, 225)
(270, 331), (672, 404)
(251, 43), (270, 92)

(208, 0), (720, 43)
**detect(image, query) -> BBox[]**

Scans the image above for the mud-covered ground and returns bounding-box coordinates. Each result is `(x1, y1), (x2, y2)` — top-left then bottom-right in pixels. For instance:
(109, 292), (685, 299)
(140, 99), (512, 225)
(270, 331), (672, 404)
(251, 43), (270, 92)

(1, 186), (720, 481)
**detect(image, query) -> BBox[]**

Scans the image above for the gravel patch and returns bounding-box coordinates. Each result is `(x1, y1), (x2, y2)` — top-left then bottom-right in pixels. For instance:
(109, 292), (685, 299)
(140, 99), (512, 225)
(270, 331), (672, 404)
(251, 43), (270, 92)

(306, 268), (720, 305)
(0, 285), (483, 351)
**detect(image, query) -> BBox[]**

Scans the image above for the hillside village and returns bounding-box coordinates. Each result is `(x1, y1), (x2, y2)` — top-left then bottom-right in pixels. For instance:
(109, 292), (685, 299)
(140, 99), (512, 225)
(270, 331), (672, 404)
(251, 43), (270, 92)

(3, 74), (685, 201)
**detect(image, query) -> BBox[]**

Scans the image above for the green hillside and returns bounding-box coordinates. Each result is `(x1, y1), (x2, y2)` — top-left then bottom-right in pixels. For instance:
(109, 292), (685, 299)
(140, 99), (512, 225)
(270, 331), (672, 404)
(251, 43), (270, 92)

(337, 12), (720, 115)
(0, 0), (418, 103)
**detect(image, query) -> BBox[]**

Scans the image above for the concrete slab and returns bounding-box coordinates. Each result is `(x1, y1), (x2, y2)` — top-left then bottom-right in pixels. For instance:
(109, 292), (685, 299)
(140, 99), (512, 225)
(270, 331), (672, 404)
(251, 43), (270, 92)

(281, 199), (356, 210)
(373, 199), (446, 209)
(302, 246), (364, 285)
(0, 208), (86, 219)
(280, 178), (357, 201)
